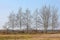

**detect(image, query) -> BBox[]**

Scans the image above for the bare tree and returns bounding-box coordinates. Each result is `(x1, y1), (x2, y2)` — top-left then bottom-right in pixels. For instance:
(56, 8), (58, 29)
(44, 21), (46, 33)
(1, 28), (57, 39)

(25, 8), (31, 33)
(40, 6), (51, 33)
(16, 8), (22, 31)
(3, 22), (8, 30)
(3, 5), (59, 34)
(52, 7), (58, 32)
(8, 12), (16, 31)
(3, 22), (10, 34)
(33, 9), (41, 32)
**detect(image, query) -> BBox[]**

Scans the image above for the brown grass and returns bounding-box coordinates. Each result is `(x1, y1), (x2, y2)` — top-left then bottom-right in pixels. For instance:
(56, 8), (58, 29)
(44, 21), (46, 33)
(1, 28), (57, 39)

(0, 34), (60, 40)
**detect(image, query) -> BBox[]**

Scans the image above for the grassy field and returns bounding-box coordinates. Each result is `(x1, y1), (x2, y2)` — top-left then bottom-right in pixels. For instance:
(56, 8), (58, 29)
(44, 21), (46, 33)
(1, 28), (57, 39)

(0, 34), (60, 40)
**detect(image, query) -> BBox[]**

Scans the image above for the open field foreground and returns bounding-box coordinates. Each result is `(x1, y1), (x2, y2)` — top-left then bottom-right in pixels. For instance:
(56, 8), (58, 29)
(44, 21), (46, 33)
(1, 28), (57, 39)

(0, 34), (60, 40)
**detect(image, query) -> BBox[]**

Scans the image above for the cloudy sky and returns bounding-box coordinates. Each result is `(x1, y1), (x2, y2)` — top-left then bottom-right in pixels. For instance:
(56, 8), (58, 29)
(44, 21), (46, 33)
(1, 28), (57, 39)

(0, 0), (60, 29)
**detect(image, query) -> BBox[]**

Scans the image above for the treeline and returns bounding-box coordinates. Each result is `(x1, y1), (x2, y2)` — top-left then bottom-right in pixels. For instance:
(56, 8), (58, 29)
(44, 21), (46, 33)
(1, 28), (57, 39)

(3, 5), (58, 34)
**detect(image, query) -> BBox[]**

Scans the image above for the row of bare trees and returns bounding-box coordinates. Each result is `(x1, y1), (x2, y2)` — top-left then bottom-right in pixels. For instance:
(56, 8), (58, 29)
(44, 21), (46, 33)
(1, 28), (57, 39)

(3, 5), (58, 33)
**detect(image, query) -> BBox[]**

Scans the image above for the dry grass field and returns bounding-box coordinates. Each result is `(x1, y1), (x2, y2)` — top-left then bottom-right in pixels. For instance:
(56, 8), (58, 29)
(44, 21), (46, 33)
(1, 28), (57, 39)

(0, 34), (60, 40)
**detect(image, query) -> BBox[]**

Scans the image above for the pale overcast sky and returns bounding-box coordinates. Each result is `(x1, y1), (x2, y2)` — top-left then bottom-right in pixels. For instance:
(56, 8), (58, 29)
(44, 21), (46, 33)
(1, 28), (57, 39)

(0, 0), (60, 29)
